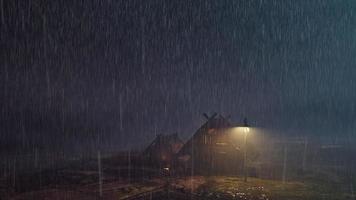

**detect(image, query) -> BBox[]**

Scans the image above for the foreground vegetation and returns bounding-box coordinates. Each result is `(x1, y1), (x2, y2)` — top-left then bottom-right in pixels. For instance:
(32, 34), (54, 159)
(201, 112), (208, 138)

(195, 176), (354, 200)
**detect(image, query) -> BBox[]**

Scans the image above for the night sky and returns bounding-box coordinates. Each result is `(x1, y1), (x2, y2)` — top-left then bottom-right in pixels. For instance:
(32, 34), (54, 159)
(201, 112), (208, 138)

(1, 0), (356, 153)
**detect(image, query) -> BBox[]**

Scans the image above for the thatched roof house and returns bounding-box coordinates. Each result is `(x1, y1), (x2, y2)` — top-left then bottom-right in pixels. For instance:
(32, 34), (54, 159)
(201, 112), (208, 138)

(177, 114), (244, 175)
(143, 133), (184, 168)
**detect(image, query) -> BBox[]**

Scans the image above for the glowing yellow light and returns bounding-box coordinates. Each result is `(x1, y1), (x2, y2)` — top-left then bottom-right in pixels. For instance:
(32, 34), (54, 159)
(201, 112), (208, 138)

(243, 127), (250, 133)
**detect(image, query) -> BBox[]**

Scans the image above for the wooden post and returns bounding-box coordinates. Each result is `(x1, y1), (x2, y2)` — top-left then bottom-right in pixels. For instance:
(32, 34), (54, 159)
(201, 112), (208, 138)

(282, 145), (287, 184)
(98, 151), (102, 197)
(302, 137), (308, 172)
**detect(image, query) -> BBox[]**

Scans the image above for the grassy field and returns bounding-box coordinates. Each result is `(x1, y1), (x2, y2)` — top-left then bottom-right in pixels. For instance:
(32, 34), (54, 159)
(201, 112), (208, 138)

(195, 176), (354, 200)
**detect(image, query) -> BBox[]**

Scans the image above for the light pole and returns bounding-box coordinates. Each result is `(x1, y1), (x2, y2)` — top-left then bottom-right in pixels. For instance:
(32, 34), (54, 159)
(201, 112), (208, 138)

(242, 118), (249, 182)
(231, 118), (251, 182)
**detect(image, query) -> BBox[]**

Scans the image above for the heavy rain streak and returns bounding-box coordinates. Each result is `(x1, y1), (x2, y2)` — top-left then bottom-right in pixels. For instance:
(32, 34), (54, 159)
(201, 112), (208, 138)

(1, 0), (356, 199)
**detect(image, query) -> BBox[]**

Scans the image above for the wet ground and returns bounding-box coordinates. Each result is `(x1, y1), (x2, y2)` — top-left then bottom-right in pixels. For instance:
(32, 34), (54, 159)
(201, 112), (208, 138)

(2, 178), (266, 200)
(3, 174), (354, 200)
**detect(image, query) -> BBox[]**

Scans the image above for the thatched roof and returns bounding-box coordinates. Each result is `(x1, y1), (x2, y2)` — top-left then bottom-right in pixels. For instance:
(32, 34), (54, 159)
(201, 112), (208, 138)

(177, 114), (232, 156)
(143, 133), (183, 156)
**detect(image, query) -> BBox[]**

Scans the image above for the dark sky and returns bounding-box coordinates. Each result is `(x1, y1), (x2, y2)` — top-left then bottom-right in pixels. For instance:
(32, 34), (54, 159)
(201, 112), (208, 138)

(1, 0), (356, 152)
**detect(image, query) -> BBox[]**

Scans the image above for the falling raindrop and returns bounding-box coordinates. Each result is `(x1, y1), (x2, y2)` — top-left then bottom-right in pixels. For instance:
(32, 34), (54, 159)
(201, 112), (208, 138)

(0, 0), (5, 29)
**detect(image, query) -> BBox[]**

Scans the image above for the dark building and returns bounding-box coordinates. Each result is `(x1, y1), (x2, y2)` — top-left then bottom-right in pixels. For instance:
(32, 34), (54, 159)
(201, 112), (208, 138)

(177, 114), (244, 175)
(143, 133), (184, 169)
